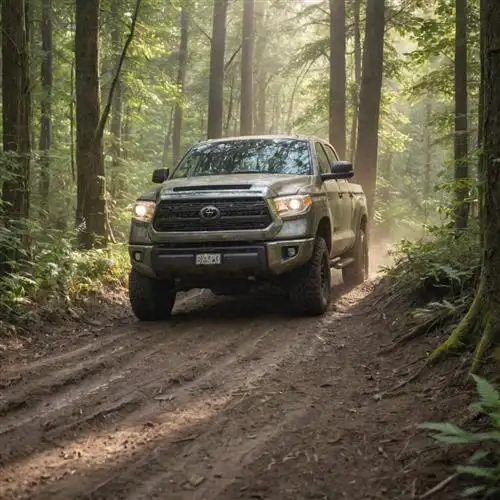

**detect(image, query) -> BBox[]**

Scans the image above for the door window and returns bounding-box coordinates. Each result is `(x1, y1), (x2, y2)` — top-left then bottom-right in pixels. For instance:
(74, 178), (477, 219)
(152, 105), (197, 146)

(323, 143), (339, 165)
(314, 142), (331, 175)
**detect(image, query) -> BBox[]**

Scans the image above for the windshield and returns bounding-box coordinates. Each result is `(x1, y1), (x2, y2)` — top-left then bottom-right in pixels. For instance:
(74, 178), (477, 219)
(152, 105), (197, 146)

(171, 138), (312, 179)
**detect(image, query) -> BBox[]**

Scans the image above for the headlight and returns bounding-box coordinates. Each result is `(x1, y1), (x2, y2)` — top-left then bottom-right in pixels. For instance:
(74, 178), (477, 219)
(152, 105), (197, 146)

(271, 195), (312, 218)
(132, 201), (156, 222)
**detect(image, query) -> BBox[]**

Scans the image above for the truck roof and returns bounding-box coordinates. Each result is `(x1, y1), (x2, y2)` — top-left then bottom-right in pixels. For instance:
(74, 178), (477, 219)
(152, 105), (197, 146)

(203, 134), (321, 144)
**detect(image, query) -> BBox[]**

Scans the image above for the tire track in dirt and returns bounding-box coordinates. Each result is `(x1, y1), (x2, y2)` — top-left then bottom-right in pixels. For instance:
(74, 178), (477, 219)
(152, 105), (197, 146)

(0, 283), (354, 500)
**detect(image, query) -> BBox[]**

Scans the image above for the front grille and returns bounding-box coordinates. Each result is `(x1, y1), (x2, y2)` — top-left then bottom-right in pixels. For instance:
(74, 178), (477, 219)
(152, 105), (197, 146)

(152, 197), (272, 232)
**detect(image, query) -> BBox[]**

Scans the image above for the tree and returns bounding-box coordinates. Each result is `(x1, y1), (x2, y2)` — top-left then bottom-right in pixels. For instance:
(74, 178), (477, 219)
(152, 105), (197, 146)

(1, 0), (32, 269)
(454, 0), (469, 231)
(173, 8), (189, 166)
(432, 0), (500, 371)
(39, 0), (53, 218)
(349, 0), (362, 162)
(110, 0), (123, 199)
(354, 0), (385, 218)
(254, 1), (267, 135)
(75, 0), (106, 249)
(207, 0), (229, 139)
(329, 0), (346, 158)
(240, 0), (254, 135)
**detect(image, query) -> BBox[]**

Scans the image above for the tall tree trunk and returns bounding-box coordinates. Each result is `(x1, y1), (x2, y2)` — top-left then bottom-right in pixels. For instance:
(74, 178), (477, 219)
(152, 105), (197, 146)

(432, 0), (500, 371)
(225, 70), (236, 135)
(162, 108), (174, 168)
(39, 0), (52, 218)
(240, 0), (254, 135)
(110, 0), (123, 199)
(75, 0), (106, 249)
(423, 100), (432, 224)
(254, 1), (267, 134)
(477, 0), (485, 237)
(354, 0), (385, 219)
(1, 0), (31, 271)
(207, 0), (228, 139)
(454, 0), (469, 231)
(329, 0), (346, 157)
(173, 8), (189, 166)
(349, 0), (361, 162)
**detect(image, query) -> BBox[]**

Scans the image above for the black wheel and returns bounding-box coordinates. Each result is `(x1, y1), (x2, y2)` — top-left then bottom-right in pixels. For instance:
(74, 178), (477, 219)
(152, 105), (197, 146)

(128, 269), (176, 321)
(288, 236), (331, 316)
(342, 224), (369, 286)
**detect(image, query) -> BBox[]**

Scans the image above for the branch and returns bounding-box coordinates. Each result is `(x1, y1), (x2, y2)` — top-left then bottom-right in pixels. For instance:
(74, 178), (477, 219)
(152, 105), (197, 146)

(190, 18), (211, 42)
(224, 42), (242, 71)
(94, 0), (142, 144)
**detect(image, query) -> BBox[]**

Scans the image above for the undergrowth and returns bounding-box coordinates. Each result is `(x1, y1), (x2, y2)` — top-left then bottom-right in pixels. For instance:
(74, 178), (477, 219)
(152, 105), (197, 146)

(387, 223), (480, 300)
(421, 375), (500, 498)
(0, 231), (129, 326)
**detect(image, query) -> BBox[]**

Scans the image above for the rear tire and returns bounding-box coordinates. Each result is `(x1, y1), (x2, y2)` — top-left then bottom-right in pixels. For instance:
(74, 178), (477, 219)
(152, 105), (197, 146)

(128, 269), (176, 321)
(342, 224), (369, 286)
(289, 236), (331, 316)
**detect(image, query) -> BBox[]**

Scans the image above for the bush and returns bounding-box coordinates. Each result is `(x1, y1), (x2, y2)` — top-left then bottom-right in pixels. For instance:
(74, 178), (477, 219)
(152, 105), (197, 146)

(387, 223), (480, 298)
(0, 230), (129, 323)
(420, 375), (500, 498)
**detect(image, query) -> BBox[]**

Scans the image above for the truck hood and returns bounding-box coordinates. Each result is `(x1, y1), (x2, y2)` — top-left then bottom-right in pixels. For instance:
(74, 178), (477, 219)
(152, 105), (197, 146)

(158, 174), (316, 198)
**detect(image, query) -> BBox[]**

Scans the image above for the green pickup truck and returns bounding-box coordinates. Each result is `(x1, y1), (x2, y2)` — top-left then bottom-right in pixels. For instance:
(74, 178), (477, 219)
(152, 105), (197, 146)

(128, 135), (369, 320)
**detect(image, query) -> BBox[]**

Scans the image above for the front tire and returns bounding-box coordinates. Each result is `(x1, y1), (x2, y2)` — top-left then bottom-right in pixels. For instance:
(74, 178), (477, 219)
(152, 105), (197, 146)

(342, 224), (369, 286)
(288, 236), (331, 316)
(128, 269), (176, 321)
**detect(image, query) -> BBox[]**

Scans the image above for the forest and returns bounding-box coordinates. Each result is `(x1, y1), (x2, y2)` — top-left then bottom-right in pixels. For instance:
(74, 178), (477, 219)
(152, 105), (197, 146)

(1, 0), (500, 498)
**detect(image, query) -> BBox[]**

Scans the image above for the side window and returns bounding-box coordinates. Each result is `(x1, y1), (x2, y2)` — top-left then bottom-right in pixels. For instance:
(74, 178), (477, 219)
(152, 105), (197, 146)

(314, 142), (331, 174)
(323, 144), (339, 165)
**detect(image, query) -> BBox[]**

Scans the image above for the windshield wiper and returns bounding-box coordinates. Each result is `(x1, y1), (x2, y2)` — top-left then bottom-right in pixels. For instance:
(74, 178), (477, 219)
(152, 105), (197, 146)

(230, 170), (268, 174)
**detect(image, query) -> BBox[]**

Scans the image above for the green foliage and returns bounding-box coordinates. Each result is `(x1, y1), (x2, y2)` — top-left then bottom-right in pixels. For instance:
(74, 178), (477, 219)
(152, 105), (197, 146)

(420, 375), (500, 498)
(388, 224), (480, 296)
(0, 226), (129, 323)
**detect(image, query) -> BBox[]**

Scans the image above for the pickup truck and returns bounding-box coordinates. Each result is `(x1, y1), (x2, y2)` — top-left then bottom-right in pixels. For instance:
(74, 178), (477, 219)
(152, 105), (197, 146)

(128, 135), (369, 320)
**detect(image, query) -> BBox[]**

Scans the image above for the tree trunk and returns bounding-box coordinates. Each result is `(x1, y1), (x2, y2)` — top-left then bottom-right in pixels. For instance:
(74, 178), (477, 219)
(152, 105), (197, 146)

(477, 0), (485, 238)
(423, 101), (432, 224)
(454, 0), (469, 231)
(329, 0), (346, 158)
(240, 0), (254, 135)
(110, 0), (123, 199)
(207, 0), (228, 139)
(349, 0), (361, 162)
(431, 0), (500, 372)
(75, 0), (106, 249)
(173, 8), (188, 166)
(254, 1), (267, 135)
(39, 0), (52, 218)
(225, 70), (235, 135)
(1, 0), (31, 271)
(354, 0), (385, 219)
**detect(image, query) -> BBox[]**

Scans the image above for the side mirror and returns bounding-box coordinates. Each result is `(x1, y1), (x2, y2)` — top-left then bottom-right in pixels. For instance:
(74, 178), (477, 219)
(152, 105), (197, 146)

(152, 168), (169, 184)
(320, 161), (354, 181)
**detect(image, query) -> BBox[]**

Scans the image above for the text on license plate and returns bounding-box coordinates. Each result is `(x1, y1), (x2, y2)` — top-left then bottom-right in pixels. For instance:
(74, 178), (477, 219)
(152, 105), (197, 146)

(195, 253), (222, 265)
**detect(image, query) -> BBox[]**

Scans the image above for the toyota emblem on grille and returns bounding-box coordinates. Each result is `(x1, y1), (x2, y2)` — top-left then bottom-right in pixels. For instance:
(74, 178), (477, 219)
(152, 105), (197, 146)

(199, 205), (220, 220)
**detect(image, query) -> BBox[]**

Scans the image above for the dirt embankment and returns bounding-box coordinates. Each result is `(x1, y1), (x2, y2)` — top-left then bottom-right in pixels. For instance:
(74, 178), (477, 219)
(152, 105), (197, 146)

(0, 264), (472, 500)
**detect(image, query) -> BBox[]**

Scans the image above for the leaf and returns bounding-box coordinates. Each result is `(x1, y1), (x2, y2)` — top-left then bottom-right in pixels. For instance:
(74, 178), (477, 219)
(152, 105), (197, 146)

(457, 466), (499, 479)
(420, 422), (470, 435)
(470, 450), (491, 463)
(472, 374), (500, 409)
(460, 486), (486, 497)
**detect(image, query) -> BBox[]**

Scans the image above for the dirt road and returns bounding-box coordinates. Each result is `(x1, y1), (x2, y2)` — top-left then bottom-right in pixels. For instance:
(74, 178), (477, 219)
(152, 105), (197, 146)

(0, 269), (468, 500)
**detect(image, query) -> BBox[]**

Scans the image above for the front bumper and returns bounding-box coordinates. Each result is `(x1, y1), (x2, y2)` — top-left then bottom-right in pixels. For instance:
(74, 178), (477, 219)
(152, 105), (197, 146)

(129, 238), (315, 281)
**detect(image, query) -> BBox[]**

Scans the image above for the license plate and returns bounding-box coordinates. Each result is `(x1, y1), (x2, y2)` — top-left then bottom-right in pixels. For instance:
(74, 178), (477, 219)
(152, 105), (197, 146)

(195, 253), (222, 265)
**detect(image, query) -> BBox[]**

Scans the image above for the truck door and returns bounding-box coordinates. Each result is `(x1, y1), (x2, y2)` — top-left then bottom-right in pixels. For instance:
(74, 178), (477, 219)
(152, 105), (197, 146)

(314, 142), (344, 256)
(321, 143), (355, 251)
